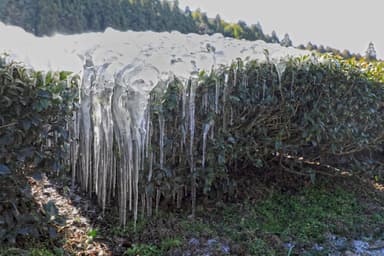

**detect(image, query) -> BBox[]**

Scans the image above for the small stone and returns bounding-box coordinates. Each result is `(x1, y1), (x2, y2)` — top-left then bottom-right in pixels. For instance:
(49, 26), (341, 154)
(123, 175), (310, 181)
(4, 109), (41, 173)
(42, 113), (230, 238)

(370, 240), (384, 250)
(344, 250), (357, 256)
(189, 238), (200, 247)
(352, 240), (369, 253)
(221, 244), (230, 254)
(312, 244), (324, 251)
(73, 195), (82, 203)
(207, 239), (218, 247)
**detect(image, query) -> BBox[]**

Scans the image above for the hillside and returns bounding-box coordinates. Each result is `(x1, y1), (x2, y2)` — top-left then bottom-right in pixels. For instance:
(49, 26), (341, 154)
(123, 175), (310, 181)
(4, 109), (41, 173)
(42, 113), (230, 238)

(0, 0), (367, 60)
(0, 0), (267, 41)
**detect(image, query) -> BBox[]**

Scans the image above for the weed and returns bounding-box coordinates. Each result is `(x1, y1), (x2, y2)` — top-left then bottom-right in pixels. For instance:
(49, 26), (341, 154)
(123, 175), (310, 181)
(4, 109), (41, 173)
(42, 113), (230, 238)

(160, 238), (182, 251)
(124, 244), (161, 256)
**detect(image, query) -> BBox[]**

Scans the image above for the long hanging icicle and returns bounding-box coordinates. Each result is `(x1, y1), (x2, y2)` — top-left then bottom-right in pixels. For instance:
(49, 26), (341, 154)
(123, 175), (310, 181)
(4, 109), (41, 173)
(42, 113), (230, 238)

(156, 111), (165, 214)
(202, 120), (213, 169)
(215, 78), (220, 114)
(189, 78), (197, 217)
(222, 73), (229, 131)
(159, 112), (165, 169)
(78, 58), (95, 195)
(70, 110), (79, 191)
(274, 62), (287, 101)
(181, 81), (187, 146)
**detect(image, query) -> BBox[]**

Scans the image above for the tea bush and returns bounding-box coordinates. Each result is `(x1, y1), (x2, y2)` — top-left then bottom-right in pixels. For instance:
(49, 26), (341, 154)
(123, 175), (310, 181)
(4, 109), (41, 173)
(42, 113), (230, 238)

(0, 59), (78, 245)
(147, 55), (384, 203)
(0, 60), (78, 175)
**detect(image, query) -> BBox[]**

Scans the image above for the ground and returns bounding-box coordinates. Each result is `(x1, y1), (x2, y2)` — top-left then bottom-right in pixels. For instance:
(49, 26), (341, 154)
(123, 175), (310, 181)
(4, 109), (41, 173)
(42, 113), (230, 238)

(1, 170), (384, 256)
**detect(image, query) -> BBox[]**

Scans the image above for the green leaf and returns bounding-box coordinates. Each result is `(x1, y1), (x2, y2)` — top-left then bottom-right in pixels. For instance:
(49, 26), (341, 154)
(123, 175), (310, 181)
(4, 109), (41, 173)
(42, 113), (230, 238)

(87, 229), (98, 239)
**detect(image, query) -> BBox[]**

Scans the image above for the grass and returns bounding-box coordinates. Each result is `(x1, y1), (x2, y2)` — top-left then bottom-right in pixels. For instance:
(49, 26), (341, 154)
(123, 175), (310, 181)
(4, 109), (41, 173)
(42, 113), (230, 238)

(254, 186), (359, 243)
(0, 247), (63, 256)
(99, 175), (384, 255)
(3, 173), (384, 255)
(124, 244), (162, 256)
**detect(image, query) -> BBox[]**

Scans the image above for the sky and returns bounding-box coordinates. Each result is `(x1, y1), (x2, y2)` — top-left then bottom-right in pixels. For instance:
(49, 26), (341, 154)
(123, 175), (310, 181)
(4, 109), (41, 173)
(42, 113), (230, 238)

(178, 0), (383, 59)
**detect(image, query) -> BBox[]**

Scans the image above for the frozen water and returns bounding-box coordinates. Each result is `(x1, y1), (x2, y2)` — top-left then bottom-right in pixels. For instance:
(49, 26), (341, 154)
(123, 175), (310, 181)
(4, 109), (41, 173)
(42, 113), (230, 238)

(0, 22), (307, 224)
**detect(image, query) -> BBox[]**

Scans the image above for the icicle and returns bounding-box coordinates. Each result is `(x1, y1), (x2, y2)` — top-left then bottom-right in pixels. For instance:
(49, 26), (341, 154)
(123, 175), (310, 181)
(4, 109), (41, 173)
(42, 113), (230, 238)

(159, 113), (165, 169)
(215, 79), (220, 114)
(146, 152), (154, 217)
(275, 62), (286, 100)
(70, 110), (79, 191)
(92, 95), (102, 200)
(222, 74), (229, 130)
(127, 130), (133, 212)
(79, 62), (95, 194)
(242, 74), (248, 88)
(111, 151), (116, 199)
(148, 151), (153, 182)
(141, 111), (147, 170)
(202, 121), (213, 169)
(145, 108), (151, 158)
(210, 121), (215, 140)
(133, 131), (140, 228)
(181, 81), (187, 146)
(189, 78), (197, 217)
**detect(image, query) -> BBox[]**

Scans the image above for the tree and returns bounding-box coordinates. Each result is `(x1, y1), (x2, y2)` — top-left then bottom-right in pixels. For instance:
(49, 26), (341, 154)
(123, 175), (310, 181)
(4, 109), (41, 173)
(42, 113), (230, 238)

(317, 45), (326, 53)
(214, 14), (223, 33)
(365, 42), (377, 61)
(306, 42), (314, 51)
(341, 49), (351, 59)
(269, 30), (279, 44)
(1, 0), (362, 60)
(280, 33), (292, 47)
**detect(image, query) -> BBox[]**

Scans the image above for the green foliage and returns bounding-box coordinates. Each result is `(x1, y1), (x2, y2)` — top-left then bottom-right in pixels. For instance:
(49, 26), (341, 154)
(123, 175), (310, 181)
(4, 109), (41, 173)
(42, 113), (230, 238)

(160, 238), (182, 251)
(147, 54), (384, 204)
(256, 187), (359, 243)
(0, 175), (63, 247)
(98, 176), (384, 255)
(0, 60), (77, 246)
(87, 229), (98, 240)
(124, 244), (162, 256)
(0, 61), (78, 174)
(0, 0), (368, 59)
(0, 0), (280, 44)
(249, 239), (276, 255)
(29, 248), (55, 256)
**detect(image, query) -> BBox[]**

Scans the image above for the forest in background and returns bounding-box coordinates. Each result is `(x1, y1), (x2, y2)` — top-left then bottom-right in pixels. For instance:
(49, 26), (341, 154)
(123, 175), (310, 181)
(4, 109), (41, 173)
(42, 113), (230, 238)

(0, 0), (373, 60)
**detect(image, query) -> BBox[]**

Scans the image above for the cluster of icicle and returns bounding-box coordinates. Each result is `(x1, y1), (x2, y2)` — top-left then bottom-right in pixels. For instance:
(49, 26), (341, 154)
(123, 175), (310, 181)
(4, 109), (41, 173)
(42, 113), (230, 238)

(0, 22), (307, 226)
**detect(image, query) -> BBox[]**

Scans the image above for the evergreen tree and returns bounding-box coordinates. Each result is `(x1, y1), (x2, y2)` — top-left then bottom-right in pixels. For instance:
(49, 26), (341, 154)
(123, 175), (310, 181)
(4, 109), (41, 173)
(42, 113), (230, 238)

(0, 0), (359, 59)
(365, 42), (377, 61)
(214, 14), (223, 33)
(341, 49), (351, 59)
(269, 30), (280, 44)
(317, 45), (326, 53)
(297, 44), (306, 50)
(280, 33), (292, 47)
(306, 42), (314, 51)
